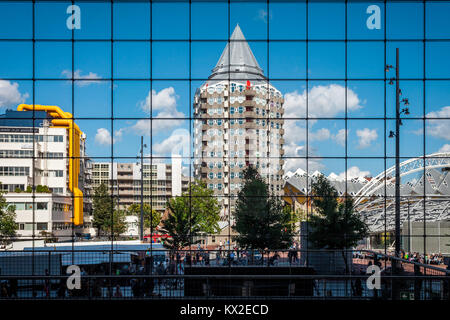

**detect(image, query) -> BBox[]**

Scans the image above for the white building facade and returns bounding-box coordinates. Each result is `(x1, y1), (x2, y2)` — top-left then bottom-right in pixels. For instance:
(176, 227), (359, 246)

(0, 110), (91, 240)
(193, 25), (285, 222)
(91, 156), (188, 215)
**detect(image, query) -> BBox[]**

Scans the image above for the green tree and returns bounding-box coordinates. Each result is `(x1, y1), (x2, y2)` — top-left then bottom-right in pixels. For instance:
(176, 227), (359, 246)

(308, 174), (369, 272)
(187, 180), (221, 234)
(127, 203), (161, 231)
(160, 180), (221, 250)
(107, 209), (127, 239)
(92, 183), (126, 239)
(0, 188), (17, 243)
(160, 196), (203, 250)
(233, 166), (295, 253)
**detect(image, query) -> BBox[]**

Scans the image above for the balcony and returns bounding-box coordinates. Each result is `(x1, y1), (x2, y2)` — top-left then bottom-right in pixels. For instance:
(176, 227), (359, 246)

(200, 167), (209, 174)
(117, 175), (132, 180)
(243, 100), (256, 107)
(118, 189), (134, 196)
(245, 89), (256, 96)
(244, 121), (257, 129)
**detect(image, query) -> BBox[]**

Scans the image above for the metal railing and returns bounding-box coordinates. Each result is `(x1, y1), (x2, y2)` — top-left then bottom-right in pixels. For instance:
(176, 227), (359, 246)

(0, 249), (448, 300)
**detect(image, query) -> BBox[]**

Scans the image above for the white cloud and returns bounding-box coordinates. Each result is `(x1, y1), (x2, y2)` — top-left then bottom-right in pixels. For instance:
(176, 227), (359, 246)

(309, 128), (331, 141)
(114, 128), (124, 143)
(95, 128), (111, 146)
(61, 69), (102, 87)
(282, 85), (362, 173)
(438, 144), (450, 153)
(132, 117), (185, 135)
(356, 128), (378, 149)
(334, 129), (348, 147)
(152, 128), (191, 160)
(94, 128), (124, 146)
(284, 157), (324, 174)
(132, 87), (186, 135)
(283, 144), (324, 173)
(424, 106), (450, 140)
(0, 80), (29, 108)
(284, 84), (362, 119)
(140, 87), (178, 112)
(338, 166), (371, 180)
(284, 85), (362, 146)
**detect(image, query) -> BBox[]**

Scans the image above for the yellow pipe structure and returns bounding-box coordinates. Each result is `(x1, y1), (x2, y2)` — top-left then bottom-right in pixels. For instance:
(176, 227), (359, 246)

(17, 104), (84, 226)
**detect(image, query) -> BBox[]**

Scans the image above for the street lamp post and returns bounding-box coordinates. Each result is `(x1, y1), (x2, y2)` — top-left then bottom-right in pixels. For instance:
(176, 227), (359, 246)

(387, 48), (410, 259)
(138, 136), (147, 242)
(394, 47), (401, 260)
(387, 48), (411, 299)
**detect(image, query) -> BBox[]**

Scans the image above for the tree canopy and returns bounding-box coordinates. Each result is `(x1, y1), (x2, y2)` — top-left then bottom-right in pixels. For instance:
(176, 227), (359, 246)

(92, 183), (127, 239)
(308, 174), (369, 250)
(233, 166), (294, 251)
(160, 180), (221, 250)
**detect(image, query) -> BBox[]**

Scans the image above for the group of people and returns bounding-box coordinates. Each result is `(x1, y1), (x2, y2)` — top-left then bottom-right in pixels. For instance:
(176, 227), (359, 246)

(401, 251), (446, 265)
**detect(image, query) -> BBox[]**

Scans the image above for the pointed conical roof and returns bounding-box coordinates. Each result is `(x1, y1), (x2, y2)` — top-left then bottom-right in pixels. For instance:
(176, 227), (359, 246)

(208, 24), (266, 82)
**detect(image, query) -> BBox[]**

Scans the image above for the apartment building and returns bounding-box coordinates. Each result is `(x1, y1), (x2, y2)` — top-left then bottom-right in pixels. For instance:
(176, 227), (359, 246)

(91, 156), (189, 214)
(193, 24), (285, 222)
(0, 108), (91, 240)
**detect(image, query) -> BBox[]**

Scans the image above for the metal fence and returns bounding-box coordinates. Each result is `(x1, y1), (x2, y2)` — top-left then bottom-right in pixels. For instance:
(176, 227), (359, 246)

(0, 249), (448, 300)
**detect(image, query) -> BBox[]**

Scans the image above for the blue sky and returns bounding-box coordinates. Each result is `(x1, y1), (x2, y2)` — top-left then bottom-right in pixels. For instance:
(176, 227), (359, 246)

(0, 1), (450, 181)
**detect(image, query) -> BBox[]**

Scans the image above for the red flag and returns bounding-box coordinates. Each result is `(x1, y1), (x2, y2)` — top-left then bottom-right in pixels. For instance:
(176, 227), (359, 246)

(246, 80), (251, 90)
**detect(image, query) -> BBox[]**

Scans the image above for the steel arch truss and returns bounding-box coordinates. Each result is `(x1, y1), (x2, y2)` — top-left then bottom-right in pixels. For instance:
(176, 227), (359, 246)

(354, 153), (450, 206)
(359, 196), (450, 233)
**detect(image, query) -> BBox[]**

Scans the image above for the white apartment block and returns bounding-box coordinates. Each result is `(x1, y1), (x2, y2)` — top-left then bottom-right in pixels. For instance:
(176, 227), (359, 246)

(0, 110), (91, 240)
(193, 25), (285, 222)
(91, 156), (189, 214)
